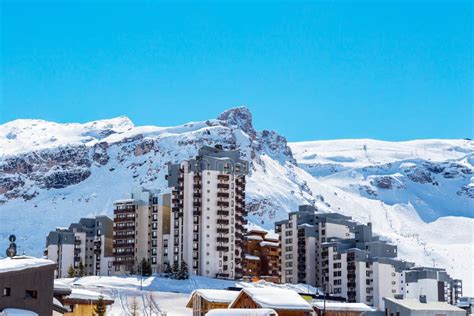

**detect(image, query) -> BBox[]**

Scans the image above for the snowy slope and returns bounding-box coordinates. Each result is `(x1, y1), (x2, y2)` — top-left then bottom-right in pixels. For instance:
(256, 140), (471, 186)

(0, 108), (473, 295)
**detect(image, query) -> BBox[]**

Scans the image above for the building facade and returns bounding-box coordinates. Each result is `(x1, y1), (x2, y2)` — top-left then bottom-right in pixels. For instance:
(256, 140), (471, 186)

(0, 256), (56, 316)
(112, 188), (171, 274)
(166, 145), (249, 279)
(45, 216), (113, 278)
(242, 229), (280, 283)
(403, 267), (463, 305)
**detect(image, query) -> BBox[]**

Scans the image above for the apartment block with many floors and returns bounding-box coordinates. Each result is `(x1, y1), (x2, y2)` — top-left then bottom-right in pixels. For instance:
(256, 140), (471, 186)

(403, 267), (463, 305)
(45, 215), (113, 278)
(166, 145), (249, 279)
(242, 229), (280, 283)
(112, 188), (171, 274)
(275, 205), (355, 287)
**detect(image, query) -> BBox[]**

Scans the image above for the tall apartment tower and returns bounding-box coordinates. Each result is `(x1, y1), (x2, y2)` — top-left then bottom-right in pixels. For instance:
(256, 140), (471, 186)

(166, 145), (249, 279)
(112, 188), (171, 274)
(45, 215), (113, 278)
(275, 205), (354, 287)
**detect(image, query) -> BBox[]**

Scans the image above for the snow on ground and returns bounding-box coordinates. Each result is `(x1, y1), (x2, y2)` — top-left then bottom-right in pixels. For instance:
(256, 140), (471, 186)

(58, 275), (321, 315)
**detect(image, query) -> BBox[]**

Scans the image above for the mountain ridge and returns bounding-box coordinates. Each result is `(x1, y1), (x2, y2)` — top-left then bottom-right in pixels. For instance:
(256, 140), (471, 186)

(0, 107), (472, 294)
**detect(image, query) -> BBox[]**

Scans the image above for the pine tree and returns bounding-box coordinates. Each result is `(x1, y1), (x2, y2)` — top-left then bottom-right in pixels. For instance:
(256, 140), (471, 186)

(67, 265), (75, 278)
(164, 262), (172, 278)
(171, 261), (180, 279)
(94, 295), (107, 316)
(179, 261), (189, 280)
(78, 261), (85, 277)
(140, 258), (152, 277)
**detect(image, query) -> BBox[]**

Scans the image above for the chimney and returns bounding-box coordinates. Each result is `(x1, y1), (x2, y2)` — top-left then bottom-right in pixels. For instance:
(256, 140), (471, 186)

(419, 295), (427, 303)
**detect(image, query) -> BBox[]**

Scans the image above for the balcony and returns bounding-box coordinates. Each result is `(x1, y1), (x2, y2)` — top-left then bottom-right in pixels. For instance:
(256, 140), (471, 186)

(216, 273), (230, 278)
(217, 201), (229, 207)
(218, 174), (230, 181)
(114, 207), (135, 214)
(217, 246), (229, 251)
(217, 192), (229, 198)
(114, 225), (135, 231)
(74, 239), (81, 245)
(217, 228), (230, 234)
(114, 216), (135, 223)
(217, 219), (230, 225)
(217, 210), (229, 216)
(193, 202), (201, 207)
(194, 183), (202, 189)
(217, 237), (229, 243)
(193, 193), (201, 198)
(217, 183), (229, 190)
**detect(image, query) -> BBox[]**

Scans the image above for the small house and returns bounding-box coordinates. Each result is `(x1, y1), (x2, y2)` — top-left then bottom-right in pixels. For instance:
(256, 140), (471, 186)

(206, 308), (278, 315)
(187, 289), (241, 316)
(229, 288), (314, 316)
(61, 288), (114, 316)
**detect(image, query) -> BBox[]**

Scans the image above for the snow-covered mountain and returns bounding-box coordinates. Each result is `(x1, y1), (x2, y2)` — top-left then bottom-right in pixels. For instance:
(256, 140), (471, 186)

(0, 107), (473, 295)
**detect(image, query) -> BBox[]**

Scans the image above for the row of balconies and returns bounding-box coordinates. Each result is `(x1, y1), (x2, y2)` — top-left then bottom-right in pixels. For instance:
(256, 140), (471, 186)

(114, 207), (136, 214)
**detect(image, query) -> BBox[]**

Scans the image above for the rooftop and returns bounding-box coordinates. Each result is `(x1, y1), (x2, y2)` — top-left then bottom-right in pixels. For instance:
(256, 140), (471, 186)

(231, 288), (313, 311)
(0, 256), (55, 274)
(384, 297), (466, 312)
(312, 301), (376, 312)
(187, 289), (240, 307)
(206, 308), (277, 316)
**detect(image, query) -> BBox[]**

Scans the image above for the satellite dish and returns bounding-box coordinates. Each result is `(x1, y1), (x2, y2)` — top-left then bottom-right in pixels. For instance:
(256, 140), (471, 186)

(8, 235), (16, 243)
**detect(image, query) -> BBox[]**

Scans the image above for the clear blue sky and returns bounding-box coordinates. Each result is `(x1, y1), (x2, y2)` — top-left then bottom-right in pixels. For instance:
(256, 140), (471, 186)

(1, 0), (472, 141)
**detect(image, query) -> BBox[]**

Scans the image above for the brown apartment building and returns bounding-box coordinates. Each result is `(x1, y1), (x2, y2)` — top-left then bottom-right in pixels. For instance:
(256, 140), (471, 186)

(243, 229), (280, 283)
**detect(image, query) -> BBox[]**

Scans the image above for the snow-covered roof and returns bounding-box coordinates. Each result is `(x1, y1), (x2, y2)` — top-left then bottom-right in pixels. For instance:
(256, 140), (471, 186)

(312, 301), (375, 312)
(384, 298), (466, 312)
(206, 308), (277, 315)
(64, 289), (113, 302)
(259, 241), (279, 247)
(113, 198), (136, 204)
(54, 280), (72, 292)
(0, 309), (38, 316)
(0, 256), (55, 274)
(187, 289), (240, 306)
(245, 235), (263, 241)
(230, 288), (313, 311)
(245, 254), (261, 261)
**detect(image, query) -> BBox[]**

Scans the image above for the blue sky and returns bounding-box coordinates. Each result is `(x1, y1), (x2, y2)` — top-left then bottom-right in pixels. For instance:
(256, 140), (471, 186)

(1, 0), (472, 141)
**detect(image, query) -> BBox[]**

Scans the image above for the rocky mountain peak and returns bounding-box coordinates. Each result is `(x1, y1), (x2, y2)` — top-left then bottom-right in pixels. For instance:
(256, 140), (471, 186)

(217, 106), (256, 139)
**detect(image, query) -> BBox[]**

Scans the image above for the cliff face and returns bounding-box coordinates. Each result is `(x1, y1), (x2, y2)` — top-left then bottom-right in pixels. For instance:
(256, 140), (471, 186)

(0, 108), (473, 294)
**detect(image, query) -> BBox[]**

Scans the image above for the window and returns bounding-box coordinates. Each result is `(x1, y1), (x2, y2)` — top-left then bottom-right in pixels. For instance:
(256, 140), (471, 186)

(25, 290), (37, 299)
(3, 288), (10, 297)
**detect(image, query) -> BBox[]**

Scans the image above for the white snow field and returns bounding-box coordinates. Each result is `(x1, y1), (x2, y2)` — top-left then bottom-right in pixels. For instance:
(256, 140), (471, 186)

(58, 275), (321, 315)
(0, 108), (473, 295)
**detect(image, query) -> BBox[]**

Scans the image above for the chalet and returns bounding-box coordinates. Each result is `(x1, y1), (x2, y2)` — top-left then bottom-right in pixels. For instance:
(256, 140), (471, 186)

(187, 289), (241, 316)
(61, 288), (114, 316)
(229, 288), (314, 316)
(206, 308), (278, 315)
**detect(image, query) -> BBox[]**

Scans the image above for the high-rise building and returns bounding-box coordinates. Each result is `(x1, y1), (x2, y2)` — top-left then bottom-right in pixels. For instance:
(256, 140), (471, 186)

(275, 205), (355, 287)
(166, 145), (249, 279)
(403, 267), (463, 305)
(242, 229), (280, 283)
(112, 188), (171, 274)
(45, 216), (113, 278)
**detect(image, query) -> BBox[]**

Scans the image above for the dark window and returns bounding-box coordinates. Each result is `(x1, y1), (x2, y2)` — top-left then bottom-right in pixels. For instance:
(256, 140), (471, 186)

(3, 287), (11, 297)
(25, 290), (37, 299)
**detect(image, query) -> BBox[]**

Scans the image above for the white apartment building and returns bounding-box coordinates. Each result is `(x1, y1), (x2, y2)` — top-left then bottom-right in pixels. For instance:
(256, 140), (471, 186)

(45, 216), (113, 278)
(112, 188), (171, 274)
(166, 145), (249, 279)
(403, 267), (463, 305)
(275, 205), (355, 287)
